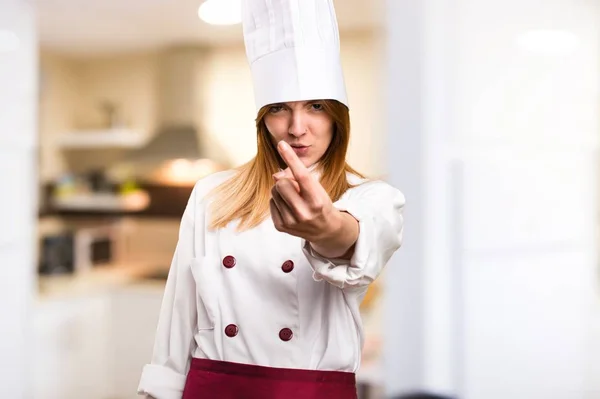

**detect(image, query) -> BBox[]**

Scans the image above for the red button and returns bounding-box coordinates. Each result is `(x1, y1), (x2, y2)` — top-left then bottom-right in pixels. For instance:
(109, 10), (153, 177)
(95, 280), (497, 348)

(281, 260), (294, 273)
(279, 328), (293, 342)
(225, 324), (238, 337)
(222, 256), (236, 269)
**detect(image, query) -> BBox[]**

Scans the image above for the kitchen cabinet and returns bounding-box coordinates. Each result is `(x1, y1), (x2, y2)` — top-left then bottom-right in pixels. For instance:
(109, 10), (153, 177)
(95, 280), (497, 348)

(33, 276), (165, 399)
(107, 283), (165, 399)
(32, 294), (112, 399)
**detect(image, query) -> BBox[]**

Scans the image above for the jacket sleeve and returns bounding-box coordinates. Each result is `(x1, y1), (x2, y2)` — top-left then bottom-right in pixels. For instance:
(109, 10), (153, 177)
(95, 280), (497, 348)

(137, 183), (200, 399)
(302, 180), (405, 289)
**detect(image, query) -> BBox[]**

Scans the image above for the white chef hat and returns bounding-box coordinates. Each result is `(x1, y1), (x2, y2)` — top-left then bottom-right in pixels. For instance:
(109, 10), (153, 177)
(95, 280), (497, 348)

(242, 0), (348, 112)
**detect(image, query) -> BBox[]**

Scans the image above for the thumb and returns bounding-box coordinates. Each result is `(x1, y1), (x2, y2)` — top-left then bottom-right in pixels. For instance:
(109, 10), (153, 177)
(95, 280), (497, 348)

(273, 167), (293, 181)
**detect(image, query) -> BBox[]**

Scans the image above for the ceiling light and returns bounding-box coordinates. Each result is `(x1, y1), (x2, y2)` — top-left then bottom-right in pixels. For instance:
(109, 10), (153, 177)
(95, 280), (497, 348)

(516, 29), (580, 56)
(0, 30), (20, 53)
(198, 0), (242, 26)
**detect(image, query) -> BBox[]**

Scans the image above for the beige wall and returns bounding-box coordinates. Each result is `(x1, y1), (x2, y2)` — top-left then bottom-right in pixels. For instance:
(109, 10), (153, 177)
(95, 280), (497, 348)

(39, 51), (161, 181)
(39, 52), (79, 182)
(74, 53), (160, 133)
(39, 30), (385, 182)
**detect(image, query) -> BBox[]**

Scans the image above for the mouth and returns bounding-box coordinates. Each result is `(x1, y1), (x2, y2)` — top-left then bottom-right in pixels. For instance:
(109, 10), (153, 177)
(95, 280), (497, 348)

(288, 144), (311, 156)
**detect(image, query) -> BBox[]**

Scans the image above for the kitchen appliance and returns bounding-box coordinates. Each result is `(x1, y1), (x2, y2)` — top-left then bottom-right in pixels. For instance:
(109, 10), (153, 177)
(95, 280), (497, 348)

(73, 225), (121, 272)
(39, 223), (130, 275)
(39, 233), (75, 275)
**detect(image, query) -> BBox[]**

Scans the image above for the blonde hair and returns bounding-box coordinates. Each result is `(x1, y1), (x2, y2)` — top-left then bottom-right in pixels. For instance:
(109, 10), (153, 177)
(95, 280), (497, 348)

(208, 100), (364, 231)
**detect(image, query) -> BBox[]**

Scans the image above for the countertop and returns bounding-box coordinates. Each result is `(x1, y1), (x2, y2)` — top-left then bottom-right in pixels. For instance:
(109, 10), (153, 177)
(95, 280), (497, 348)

(37, 262), (168, 301)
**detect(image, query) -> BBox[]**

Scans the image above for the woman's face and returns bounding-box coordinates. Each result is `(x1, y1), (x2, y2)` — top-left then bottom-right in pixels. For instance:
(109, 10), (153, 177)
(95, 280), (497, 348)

(263, 100), (334, 168)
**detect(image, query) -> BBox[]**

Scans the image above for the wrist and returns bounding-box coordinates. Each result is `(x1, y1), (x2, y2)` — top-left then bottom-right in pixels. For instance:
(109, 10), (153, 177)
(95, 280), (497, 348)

(310, 210), (357, 259)
(313, 208), (344, 243)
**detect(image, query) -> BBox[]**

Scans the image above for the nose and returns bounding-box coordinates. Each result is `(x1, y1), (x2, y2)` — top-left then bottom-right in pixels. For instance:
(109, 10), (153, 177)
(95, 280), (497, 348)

(288, 110), (307, 137)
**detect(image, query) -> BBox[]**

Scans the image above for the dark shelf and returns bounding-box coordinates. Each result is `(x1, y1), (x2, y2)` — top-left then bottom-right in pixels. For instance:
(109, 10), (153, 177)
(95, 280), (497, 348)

(39, 183), (194, 220)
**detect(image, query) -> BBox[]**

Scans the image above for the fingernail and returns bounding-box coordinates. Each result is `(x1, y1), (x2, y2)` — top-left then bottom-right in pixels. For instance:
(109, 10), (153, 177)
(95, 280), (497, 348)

(273, 171), (284, 179)
(278, 141), (289, 151)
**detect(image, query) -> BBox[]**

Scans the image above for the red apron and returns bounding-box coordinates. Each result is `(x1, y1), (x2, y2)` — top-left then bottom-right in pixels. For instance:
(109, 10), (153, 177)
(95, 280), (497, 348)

(182, 358), (358, 399)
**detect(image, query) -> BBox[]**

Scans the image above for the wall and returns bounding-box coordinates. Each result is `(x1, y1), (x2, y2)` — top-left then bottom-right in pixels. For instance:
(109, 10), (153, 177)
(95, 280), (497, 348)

(39, 51), (161, 181)
(38, 30), (386, 182)
(74, 53), (159, 133)
(0, 1), (38, 397)
(39, 52), (78, 182)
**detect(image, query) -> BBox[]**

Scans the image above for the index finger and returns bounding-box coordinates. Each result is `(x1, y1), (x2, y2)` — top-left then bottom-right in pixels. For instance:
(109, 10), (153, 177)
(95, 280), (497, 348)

(277, 141), (315, 192)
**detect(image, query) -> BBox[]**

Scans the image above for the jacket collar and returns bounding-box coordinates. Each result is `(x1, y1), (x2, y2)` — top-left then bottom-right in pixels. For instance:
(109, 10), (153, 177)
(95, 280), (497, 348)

(277, 161), (321, 179)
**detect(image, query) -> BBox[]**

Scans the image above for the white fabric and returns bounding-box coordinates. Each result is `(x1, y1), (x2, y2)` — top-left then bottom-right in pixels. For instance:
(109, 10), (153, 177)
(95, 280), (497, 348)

(138, 364), (187, 399)
(137, 170), (405, 398)
(242, 0), (348, 111)
(302, 181), (405, 289)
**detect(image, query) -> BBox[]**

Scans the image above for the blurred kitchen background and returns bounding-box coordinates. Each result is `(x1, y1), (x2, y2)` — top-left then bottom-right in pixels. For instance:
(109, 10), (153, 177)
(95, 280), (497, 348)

(2, 0), (600, 398)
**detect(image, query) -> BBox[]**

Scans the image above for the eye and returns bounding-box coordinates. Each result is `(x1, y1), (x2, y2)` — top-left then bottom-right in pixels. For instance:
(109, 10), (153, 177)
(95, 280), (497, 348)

(268, 105), (285, 113)
(310, 103), (324, 111)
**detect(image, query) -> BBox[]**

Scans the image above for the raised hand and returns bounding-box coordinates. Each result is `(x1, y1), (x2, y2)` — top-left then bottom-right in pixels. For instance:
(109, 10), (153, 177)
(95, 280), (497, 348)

(269, 141), (341, 242)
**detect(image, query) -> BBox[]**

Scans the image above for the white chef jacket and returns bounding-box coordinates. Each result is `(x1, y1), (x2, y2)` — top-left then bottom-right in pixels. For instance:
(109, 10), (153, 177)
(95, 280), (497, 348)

(137, 169), (405, 399)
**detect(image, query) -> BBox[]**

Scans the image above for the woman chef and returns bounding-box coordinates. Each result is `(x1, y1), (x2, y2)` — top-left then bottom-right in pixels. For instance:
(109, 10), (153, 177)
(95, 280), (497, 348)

(138, 0), (405, 398)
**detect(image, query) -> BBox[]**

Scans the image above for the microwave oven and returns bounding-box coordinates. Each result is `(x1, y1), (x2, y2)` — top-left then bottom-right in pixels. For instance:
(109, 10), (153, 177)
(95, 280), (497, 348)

(39, 223), (129, 275)
(74, 225), (123, 272)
